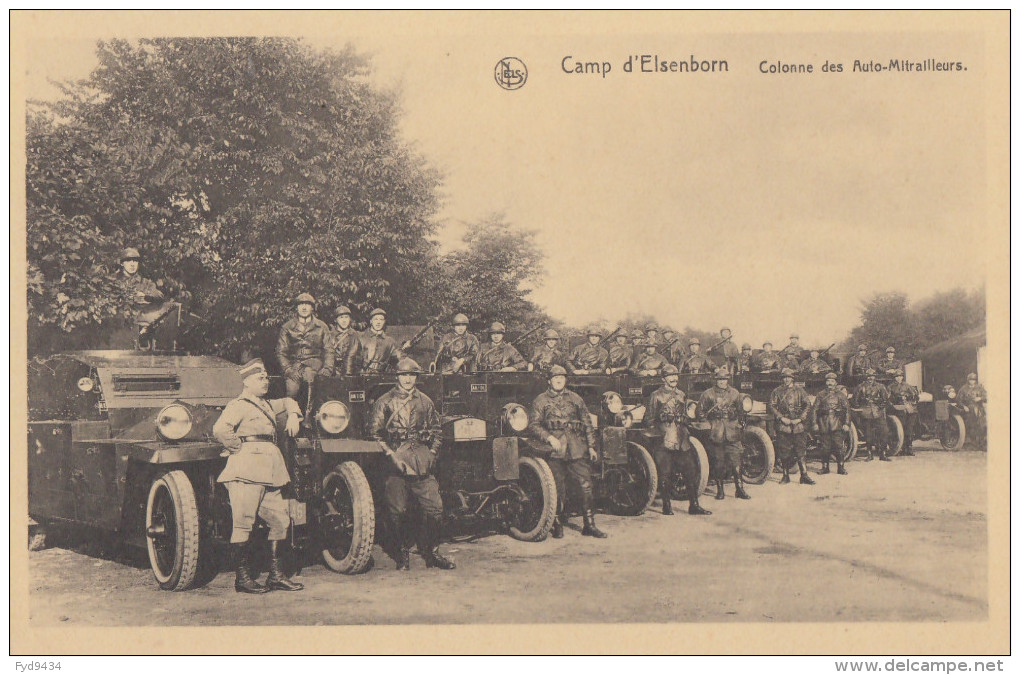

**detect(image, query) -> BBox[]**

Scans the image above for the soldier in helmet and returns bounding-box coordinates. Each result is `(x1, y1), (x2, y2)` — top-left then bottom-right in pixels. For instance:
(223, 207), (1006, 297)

(432, 313), (480, 374)
(477, 321), (527, 372)
(606, 329), (634, 375)
(798, 349), (833, 376)
(358, 308), (404, 374)
(119, 247), (165, 314)
(888, 368), (919, 456)
(634, 341), (669, 377)
(736, 343), (754, 374)
(644, 323), (663, 351)
(781, 333), (803, 369)
(630, 330), (647, 364)
(846, 343), (874, 377)
(958, 372), (987, 447)
(768, 368), (815, 485)
(529, 365), (606, 538)
(852, 368), (892, 461)
(276, 293), (330, 399)
(369, 358), (454, 571)
(697, 367), (750, 500)
(320, 305), (360, 376)
(709, 327), (740, 369)
(661, 329), (687, 368)
(751, 341), (783, 373)
(645, 364), (711, 517)
(811, 371), (851, 474)
(681, 338), (712, 374)
(568, 327), (609, 375)
(529, 329), (567, 374)
(878, 346), (903, 377)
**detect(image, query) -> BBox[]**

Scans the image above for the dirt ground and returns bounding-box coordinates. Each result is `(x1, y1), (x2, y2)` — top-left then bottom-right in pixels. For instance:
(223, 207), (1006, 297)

(28, 445), (987, 625)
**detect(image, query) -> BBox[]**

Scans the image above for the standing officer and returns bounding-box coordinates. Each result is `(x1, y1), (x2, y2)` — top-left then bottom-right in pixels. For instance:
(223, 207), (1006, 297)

(634, 342), (669, 377)
(736, 343), (754, 373)
(477, 321), (527, 372)
(662, 329), (687, 368)
(213, 359), (305, 594)
(529, 329), (567, 374)
(751, 341), (783, 373)
(369, 358), (454, 571)
(277, 293), (330, 400)
(568, 327), (609, 375)
(528, 365), (606, 539)
(878, 347), (903, 377)
(958, 372), (987, 447)
(681, 338), (712, 374)
(852, 368), (892, 461)
(846, 343), (874, 377)
(432, 313), (480, 374)
(888, 368), (919, 456)
(811, 371), (851, 474)
(697, 367), (750, 500)
(321, 305), (360, 376)
(606, 329), (634, 374)
(645, 364), (711, 516)
(359, 308), (404, 374)
(781, 333), (803, 369)
(798, 349), (833, 375)
(768, 368), (815, 485)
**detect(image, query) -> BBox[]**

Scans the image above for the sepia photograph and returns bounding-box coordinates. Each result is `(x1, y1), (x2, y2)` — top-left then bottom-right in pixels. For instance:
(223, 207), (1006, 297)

(10, 10), (1009, 658)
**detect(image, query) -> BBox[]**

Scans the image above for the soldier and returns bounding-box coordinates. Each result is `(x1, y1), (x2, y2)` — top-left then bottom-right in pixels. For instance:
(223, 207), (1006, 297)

(798, 349), (833, 376)
(768, 368), (816, 485)
(709, 327), (740, 367)
(529, 365), (606, 538)
(320, 305), (360, 376)
(630, 329), (647, 364)
(645, 364), (712, 517)
(751, 341), (783, 373)
(529, 329), (567, 374)
(568, 327), (609, 375)
(661, 329), (687, 367)
(644, 323), (663, 350)
(681, 338), (712, 374)
(119, 247), (165, 315)
(432, 313), (480, 374)
(477, 321), (527, 372)
(852, 368), (892, 461)
(957, 372), (987, 447)
(888, 369), (919, 456)
(276, 293), (330, 399)
(781, 333), (803, 369)
(369, 358), (454, 571)
(212, 359), (305, 594)
(878, 346), (903, 377)
(811, 371), (851, 475)
(697, 367), (750, 500)
(606, 329), (634, 374)
(634, 342), (669, 377)
(846, 343), (874, 377)
(359, 308), (404, 374)
(736, 343), (754, 374)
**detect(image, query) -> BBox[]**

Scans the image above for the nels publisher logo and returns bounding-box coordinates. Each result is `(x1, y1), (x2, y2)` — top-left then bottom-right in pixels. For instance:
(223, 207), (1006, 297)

(495, 57), (527, 90)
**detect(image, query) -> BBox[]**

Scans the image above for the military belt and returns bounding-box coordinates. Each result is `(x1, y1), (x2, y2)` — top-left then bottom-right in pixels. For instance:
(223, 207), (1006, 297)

(389, 431), (429, 442)
(241, 435), (275, 442)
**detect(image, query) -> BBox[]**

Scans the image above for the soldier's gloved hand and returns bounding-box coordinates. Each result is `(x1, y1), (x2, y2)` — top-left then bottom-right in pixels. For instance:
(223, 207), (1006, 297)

(587, 447), (598, 463)
(285, 413), (301, 437)
(548, 436), (563, 453)
(842, 424), (850, 432)
(780, 417), (792, 426)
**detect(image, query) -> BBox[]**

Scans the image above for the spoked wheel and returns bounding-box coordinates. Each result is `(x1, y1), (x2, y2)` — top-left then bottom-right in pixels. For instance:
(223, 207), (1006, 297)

(887, 416), (905, 456)
(146, 470), (200, 591)
(605, 442), (658, 516)
(938, 414), (966, 451)
(668, 437), (711, 499)
(321, 461), (375, 574)
(740, 425), (775, 485)
(508, 456), (557, 542)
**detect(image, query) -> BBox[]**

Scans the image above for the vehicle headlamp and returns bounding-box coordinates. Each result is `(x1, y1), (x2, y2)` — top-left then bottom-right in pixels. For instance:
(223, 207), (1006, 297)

(502, 403), (529, 433)
(740, 394), (753, 413)
(157, 404), (193, 441)
(686, 400), (699, 419)
(317, 400), (351, 434)
(947, 388), (956, 400)
(602, 391), (624, 414)
(77, 377), (95, 392)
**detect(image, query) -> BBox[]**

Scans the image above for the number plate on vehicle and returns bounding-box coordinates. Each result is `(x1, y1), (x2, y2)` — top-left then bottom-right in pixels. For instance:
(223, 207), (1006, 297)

(629, 387), (643, 396)
(740, 381), (753, 390)
(471, 384), (487, 393)
(349, 391), (365, 403)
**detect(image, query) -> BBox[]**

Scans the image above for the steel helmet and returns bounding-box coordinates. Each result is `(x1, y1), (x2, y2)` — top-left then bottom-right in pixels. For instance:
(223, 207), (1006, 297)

(548, 365), (568, 378)
(543, 329), (560, 340)
(295, 292), (316, 306)
(396, 358), (422, 374)
(452, 313), (469, 325)
(662, 364), (679, 376)
(489, 321), (506, 333)
(120, 247), (141, 262)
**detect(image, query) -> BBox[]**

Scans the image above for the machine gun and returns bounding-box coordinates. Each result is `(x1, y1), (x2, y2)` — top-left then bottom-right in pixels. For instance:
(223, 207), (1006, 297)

(706, 334), (733, 354)
(402, 320), (439, 353)
(601, 326), (623, 345)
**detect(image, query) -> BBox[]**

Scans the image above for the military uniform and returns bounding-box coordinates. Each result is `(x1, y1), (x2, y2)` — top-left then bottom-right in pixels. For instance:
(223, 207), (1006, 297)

(780, 338), (803, 368)
(852, 377), (891, 460)
(846, 351), (875, 377)
(358, 327), (403, 373)
(888, 379), (919, 454)
(433, 330), (481, 374)
(681, 352), (712, 374)
(736, 346), (754, 374)
(697, 381), (749, 498)
(645, 379), (709, 516)
(477, 340), (526, 372)
(121, 271), (165, 313)
(530, 343), (567, 374)
(277, 314), (331, 398)
(768, 375), (814, 483)
(607, 340), (634, 373)
(322, 308), (360, 376)
(663, 339), (688, 368)
(634, 350), (669, 376)
(957, 377), (987, 447)
(751, 349), (783, 373)
(799, 356), (833, 375)
(877, 356), (904, 377)
(568, 341), (609, 374)
(811, 375), (851, 474)
(709, 337), (740, 363)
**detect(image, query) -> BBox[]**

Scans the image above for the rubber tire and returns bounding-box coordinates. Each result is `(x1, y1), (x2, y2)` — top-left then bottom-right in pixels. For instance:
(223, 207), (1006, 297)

(845, 422), (860, 462)
(321, 461), (375, 574)
(508, 456), (557, 542)
(146, 470), (201, 592)
(607, 442), (659, 516)
(741, 425), (775, 485)
(939, 414), (966, 451)
(887, 416), (905, 456)
(689, 437), (711, 496)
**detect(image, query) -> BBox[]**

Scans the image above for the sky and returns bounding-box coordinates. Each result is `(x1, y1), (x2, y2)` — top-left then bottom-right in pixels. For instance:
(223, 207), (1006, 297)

(23, 19), (989, 348)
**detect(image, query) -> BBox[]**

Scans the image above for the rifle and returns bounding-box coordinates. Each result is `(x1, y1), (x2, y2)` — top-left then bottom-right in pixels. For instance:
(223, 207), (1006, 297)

(402, 320), (438, 352)
(818, 343), (836, 358)
(479, 323), (546, 364)
(706, 335), (733, 354)
(600, 326), (623, 345)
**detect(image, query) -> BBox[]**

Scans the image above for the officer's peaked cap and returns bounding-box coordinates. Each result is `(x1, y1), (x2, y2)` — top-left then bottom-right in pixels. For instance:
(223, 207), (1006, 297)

(239, 359), (268, 379)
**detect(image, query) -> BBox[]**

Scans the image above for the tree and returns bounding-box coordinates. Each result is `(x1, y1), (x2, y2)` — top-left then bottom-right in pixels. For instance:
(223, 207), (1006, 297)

(27, 38), (441, 359)
(913, 286), (985, 352)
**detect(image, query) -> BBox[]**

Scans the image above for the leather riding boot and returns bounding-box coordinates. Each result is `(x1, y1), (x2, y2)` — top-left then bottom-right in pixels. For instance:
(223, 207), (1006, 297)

(422, 515), (456, 570)
(266, 540), (304, 591)
(733, 472), (751, 500)
(820, 461), (831, 474)
(798, 461), (815, 485)
(879, 446), (892, 462)
(551, 514), (564, 539)
(581, 509), (608, 538)
(391, 515), (410, 570)
(837, 463), (848, 475)
(715, 479), (725, 500)
(865, 447), (874, 461)
(688, 497), (712, 516)
(780, 469), (791, 484)
(234, 542), (268, 594)
(662, 493), (674, 516)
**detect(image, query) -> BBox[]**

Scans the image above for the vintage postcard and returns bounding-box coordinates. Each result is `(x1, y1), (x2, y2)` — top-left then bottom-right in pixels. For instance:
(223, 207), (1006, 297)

(10, 10), (1009, 656)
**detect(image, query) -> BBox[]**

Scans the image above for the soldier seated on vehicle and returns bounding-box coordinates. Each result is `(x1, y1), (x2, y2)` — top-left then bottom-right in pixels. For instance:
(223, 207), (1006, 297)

(568, 327), (609, 375)
(320, 305), (360, 376)
(432, 313), (480, 374)
(528, 329), (567, 374)
(477, 321), (527, 372)
(118, 247), (178, 348)
(751, 341), (783, 373)
(276, 293), (330, 400)
(606, 329), (634, 374)
(630, 329), (647, 364)
(888, 369), (919, 456)
(680, 338), (712, 374)
(798, 349), (833, 376)
(846, 343), (874, 377)
(957, 372), (987, 448)
(358, 308), (404, 374)
(634, 342), (669, 377)
(878, 346), (903, 377)
(781, 333), (803, 369)
(709, 327), (740, 367)
(852, 368), (892, 462)
(661, 329), (687, 368)
(734, 343), (753, 373)
(644, 323), (662, 351)
(697, 367), (750, 500)
(811, 371), (851, 475)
